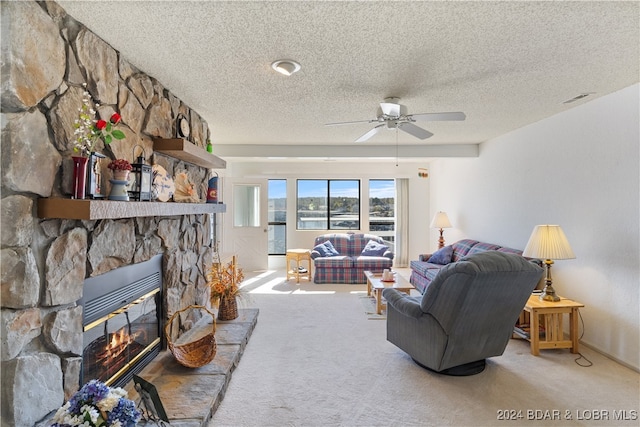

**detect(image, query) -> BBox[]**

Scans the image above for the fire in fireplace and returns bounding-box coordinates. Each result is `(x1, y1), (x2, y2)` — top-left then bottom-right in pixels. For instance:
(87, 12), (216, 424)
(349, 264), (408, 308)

(80, 255), (163, 388)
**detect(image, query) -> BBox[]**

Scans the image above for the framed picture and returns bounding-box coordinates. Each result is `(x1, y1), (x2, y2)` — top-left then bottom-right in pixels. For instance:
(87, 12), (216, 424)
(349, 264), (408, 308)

(86, 152), (106, 198)
(133, 374), (169, 422)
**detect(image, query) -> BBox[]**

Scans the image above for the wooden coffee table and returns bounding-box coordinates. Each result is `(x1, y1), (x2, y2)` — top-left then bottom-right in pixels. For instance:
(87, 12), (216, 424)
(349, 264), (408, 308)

(364, 270), (415, 315)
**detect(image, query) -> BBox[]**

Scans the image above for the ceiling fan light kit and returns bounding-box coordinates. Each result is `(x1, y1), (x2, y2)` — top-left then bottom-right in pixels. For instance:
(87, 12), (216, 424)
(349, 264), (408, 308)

(271, 59), (301, 76)
(325, 97), (466, 142)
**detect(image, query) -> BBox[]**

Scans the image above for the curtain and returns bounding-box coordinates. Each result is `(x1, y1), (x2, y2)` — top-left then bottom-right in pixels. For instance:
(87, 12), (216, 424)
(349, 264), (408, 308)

(395, 178), (409, 267)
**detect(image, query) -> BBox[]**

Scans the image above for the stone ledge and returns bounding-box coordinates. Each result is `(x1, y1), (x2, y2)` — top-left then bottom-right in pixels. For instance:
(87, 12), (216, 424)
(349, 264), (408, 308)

(127, 308), (259, 426)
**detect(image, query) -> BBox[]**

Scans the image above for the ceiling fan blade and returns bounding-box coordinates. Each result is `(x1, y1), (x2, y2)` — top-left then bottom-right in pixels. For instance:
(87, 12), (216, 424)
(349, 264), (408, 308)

(410, 112), (466, 122)
(355, 124), (385, 142)
(380, 102), (401, 117)
(325, 119), (377, 126)
(398, 122), (434, 140)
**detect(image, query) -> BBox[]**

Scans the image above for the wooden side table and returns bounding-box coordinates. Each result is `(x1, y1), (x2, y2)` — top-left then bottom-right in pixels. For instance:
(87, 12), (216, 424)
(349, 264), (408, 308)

(514, 294), (584, 356)
(286, 249), (312, 283)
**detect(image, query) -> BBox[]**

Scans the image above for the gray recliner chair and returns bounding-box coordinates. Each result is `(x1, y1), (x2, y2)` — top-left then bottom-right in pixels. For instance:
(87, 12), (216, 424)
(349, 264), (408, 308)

(383, 251), (543, 375)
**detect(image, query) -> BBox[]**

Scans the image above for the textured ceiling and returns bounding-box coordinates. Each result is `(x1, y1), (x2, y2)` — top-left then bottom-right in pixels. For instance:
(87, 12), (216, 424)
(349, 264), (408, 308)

(56, 1), (639, 160)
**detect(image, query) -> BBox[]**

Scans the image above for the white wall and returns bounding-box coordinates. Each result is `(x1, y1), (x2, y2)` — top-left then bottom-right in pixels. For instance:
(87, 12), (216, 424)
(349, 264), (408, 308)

(218, 160), (432, 267)
(429, 84), (640, 370)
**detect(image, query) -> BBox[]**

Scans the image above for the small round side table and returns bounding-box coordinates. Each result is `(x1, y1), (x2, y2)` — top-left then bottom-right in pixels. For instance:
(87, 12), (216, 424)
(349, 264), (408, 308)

(286, 249), (312, 283)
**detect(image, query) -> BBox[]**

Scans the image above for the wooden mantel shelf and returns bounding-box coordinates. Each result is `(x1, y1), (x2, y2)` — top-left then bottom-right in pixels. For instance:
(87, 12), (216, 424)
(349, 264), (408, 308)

(38, 198), (226, 220)
(153, 138), (226, 169)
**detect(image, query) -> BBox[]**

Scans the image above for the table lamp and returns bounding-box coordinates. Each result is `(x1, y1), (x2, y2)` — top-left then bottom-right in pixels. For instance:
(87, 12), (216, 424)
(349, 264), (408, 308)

(430, 211), (452, 249)
(522, 225), (575, 302)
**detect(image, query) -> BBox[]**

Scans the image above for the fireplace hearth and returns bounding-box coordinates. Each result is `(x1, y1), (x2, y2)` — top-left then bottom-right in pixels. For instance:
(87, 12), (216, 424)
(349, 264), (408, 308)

(80, 255), (163, 388)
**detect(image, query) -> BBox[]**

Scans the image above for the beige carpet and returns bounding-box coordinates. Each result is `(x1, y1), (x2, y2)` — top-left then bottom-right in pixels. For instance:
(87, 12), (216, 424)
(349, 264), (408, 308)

(209, 269), (639, 427)
(358, 294), (387, 320)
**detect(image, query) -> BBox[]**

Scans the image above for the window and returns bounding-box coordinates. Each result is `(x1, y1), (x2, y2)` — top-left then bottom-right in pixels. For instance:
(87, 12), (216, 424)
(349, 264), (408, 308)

(268, 180), (286, 255)
(297, 180), (360, 230)
(369, 179), (395, 244)
(297, 180), (327, 229)
(233, 184), (260, 227)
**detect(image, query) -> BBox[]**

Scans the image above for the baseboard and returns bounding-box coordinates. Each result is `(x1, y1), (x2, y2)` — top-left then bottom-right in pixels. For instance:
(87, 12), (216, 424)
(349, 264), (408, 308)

(580, 340), (639, 373)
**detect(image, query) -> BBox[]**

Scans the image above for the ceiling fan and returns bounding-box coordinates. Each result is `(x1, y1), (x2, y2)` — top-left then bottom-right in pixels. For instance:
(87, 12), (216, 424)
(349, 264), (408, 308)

(325, 97), (466, 142)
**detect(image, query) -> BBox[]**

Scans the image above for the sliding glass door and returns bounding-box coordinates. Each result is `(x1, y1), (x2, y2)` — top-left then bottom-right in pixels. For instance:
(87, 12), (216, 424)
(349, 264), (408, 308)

(268, 179), (286, 255)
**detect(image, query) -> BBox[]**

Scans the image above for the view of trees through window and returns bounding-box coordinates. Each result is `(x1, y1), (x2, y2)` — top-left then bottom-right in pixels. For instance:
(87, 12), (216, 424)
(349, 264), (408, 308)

(369, 179), (395, 244)
(297, 180), (360, 230)
(268, 180), (286, 255)
(271, 179), (395, 252)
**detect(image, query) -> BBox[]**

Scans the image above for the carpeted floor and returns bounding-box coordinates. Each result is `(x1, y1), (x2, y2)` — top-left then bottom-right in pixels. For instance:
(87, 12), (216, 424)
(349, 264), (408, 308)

(358, 294), (387, 320)
(208, 269), (639, 427)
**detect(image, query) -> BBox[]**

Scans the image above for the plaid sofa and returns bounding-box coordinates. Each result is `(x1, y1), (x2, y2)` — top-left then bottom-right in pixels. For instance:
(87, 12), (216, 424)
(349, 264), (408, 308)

(311, 233), (394, 284)
(410, 239), (527, 294)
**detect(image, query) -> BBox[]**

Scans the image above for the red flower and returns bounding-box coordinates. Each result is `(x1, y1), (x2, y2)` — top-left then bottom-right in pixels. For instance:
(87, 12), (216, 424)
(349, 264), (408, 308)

(110, 113), (121, 124)
(95, 119), (107, 130)
(108, 158), (132, 171)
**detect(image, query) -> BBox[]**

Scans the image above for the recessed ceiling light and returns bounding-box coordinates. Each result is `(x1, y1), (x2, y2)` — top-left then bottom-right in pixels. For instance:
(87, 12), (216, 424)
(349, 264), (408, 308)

(271, 59), (301, 76)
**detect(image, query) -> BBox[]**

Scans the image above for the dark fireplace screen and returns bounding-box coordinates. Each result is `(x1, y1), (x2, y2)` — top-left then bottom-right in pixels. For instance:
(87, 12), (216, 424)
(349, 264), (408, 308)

(81, 255), (163, 388)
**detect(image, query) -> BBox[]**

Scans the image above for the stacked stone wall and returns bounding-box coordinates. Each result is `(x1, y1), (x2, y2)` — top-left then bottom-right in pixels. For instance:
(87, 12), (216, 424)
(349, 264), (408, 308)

(1, 2), (216, 425)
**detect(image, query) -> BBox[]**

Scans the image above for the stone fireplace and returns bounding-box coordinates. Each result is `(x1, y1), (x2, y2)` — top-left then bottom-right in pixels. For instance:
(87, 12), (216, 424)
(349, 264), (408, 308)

(1, 2), (223, 425)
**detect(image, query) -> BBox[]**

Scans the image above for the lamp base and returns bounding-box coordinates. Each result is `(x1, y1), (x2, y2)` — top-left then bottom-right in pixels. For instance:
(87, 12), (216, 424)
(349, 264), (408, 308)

(538, 259), (560, 302)
(437, 228), (445, 249)
(539, 285), (560, 302)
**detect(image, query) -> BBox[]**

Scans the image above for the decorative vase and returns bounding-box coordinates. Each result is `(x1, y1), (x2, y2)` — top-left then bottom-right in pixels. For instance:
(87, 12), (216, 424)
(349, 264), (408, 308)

(72, 156), (89, 199)
(112, 169), (130, 181)
(108, 175), (130, 201)
(218, 296), (238, 321)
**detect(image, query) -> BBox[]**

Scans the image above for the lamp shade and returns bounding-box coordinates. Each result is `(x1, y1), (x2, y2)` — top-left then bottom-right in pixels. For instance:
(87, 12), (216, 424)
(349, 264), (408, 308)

(522, 225), (575, 260)
(430, 211), (452, 229)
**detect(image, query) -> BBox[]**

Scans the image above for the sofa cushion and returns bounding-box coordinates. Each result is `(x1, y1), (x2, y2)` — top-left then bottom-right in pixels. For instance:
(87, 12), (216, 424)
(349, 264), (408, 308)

(314, 234), (351, 255)
(314, 255), (353, 268)
(361, 240), (389, 256)
(354, 256), (393, 270)
(350, 233), (382, 256)
(313, 240), (340, 257)
(427, 245), (454, 265)
(452, 239), (480, 261)
(410, 260), (445, 277)
(467, 242), (501, 256)
(497, 246), (523, 256)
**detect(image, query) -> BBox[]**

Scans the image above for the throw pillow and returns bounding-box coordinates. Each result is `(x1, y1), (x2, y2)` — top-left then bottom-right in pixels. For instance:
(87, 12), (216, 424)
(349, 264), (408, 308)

(361, 240), (389, 256)
(427, 245), (453, 265)
(313, 240), (340, 257)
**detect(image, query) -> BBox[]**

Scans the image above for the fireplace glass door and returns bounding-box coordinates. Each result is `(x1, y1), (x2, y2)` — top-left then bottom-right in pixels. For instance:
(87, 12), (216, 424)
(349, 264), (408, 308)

(83, 289), (160, 387)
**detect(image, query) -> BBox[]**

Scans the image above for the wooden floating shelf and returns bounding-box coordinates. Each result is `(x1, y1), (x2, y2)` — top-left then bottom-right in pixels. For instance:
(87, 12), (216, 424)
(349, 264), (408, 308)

(38, 198), (226, 220)
(153, 138), (226, 169)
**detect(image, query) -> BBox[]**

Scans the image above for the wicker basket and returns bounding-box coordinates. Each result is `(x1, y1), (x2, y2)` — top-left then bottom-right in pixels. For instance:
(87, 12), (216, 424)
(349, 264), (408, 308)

(165, 305), (217, 368)
(218, 296), (238, 321)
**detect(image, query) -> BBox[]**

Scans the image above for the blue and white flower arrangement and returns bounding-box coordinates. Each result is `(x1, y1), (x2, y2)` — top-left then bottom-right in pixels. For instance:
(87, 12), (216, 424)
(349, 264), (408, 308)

(50, 379), (141, 427)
